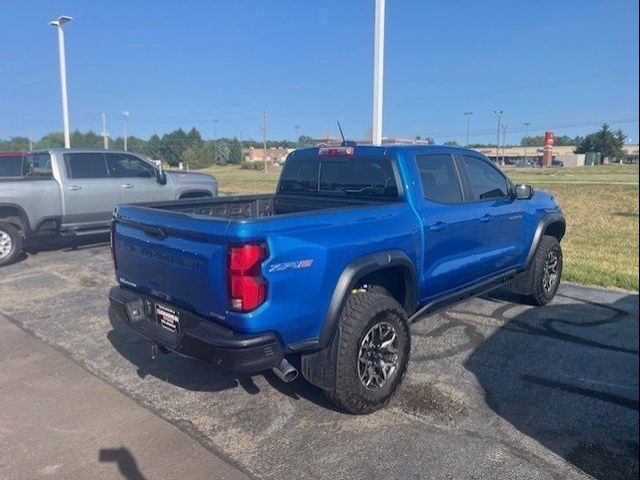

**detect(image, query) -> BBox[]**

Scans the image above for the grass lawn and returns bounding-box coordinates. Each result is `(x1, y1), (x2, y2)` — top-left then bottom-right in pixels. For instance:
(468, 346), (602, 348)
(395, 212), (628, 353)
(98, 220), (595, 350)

(205, 163), (639, 291)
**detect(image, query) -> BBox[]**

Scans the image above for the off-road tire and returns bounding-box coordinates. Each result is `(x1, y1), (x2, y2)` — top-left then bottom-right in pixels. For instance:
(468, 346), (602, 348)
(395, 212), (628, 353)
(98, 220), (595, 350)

(329, 292), (410, 414)
(0, 223), (22, 267)
(523, 235), (563, 306)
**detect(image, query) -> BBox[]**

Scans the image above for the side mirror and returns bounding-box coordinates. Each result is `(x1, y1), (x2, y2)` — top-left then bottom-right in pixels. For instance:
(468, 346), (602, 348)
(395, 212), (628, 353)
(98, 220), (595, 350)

(156, 164), (167, 185)
(514, 184), (534, 200)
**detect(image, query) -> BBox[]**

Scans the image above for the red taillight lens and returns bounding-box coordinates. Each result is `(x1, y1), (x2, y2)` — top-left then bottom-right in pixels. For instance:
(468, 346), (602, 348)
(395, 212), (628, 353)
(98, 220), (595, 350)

(227, 243), (268, 312)
(318, 146), (354, 156)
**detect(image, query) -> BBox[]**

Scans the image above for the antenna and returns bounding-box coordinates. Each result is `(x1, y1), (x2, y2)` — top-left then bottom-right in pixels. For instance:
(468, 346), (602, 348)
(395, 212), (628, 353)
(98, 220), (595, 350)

(337, 121), (346, 146)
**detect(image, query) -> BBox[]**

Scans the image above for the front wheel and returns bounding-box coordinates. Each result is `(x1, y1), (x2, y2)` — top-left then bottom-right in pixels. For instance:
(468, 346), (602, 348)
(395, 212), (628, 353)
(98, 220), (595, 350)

(329, 291), (410, 414)
(523, 235), (563, 306)
(0, 223), (22, 267)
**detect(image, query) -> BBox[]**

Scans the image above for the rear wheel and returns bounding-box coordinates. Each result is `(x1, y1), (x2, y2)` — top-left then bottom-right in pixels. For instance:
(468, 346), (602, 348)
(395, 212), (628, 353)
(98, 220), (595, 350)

(329, 291), (410, 414)
(0, 223), (22, 267)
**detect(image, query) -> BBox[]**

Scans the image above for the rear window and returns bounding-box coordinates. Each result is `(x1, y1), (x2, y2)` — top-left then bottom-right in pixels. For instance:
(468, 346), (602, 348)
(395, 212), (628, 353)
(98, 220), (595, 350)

(278, 155), (398, 199)
(0, 155), (23, 177)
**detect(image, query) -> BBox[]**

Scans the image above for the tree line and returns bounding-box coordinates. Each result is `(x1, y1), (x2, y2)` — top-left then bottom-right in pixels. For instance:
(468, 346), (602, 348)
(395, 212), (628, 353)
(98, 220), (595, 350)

(0, 128), (316, 169)
(1, 123), (628, 165)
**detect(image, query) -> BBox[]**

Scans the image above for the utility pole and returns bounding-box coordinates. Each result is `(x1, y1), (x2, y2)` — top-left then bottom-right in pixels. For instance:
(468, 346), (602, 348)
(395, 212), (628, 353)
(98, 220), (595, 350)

(523, 122), (530, 164)
(371, 0), (386, 146)
(493, 110), (503, 163)
(261, 111), (268, 173)
(501, 124), (508, 165)
(27, 126), (33, 151)
(49, 16), (73, 148)
(464, 112), (473, 147)
(294, 125), (301, 145)
(123, 111), (130, 151)
(101, 113), (109, 149)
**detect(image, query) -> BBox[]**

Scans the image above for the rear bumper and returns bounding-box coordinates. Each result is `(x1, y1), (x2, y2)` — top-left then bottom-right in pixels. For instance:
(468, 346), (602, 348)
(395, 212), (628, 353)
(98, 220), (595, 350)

(108, 286), (283, 372)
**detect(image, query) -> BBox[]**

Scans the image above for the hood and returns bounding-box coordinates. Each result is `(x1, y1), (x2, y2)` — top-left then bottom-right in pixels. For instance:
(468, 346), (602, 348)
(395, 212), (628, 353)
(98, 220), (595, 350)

(166, 170), (217, 184)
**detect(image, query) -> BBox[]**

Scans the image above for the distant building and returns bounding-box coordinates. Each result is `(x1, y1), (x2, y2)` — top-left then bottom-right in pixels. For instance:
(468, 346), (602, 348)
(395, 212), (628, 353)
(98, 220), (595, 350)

(242, 146), (295, 164)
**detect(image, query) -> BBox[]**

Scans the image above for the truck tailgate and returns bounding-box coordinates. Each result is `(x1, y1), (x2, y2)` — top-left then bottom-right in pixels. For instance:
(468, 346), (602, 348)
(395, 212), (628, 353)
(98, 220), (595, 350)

(112, 205), (231, 320)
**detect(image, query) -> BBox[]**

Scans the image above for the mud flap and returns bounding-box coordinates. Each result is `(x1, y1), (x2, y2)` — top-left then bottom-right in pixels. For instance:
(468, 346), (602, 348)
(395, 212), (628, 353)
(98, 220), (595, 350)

(300, 328), (340, 391)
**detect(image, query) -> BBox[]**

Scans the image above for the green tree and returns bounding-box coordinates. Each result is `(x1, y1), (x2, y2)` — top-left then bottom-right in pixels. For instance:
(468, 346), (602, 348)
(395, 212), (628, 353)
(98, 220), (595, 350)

(35, 132), (65, 149)
(574, 123), (626, 160)
(444, 139), (458, 146)
(159, 128), (189, 166)
(146, 134), (162, 159)
(297, 135), (315, 147)
(181, 143), (215, 169)
(229, 138), (243, 164)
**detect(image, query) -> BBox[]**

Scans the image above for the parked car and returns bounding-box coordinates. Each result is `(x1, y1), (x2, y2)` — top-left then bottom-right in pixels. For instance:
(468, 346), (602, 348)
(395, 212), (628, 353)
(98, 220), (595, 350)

(109, 145), (565, 414)
(0, 148), (218, 266)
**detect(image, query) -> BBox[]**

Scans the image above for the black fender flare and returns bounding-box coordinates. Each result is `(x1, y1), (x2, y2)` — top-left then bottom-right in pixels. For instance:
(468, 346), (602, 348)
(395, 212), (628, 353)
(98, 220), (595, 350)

(524, 212), (566, 271)
(178, 190), (214, 200)
(316, 250), (417, 350)
(0, 202), (31, 237)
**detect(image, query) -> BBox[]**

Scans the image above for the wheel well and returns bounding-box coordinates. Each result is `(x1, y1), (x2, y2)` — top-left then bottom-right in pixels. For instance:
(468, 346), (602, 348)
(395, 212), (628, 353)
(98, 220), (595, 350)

(355, 266), (414, 314)
(544, 221), (566, 241)
(0, 206), (27, 236)
(178, 190), (213, 199)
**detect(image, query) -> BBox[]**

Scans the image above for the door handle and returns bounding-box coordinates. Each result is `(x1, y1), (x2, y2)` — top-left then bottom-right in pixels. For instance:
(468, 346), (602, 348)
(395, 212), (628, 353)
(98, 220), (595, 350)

(68, 185), (82, 191)
(122, 184), (135, 189)
(428, 221), (446, 232)
(479, 214), (491, 223)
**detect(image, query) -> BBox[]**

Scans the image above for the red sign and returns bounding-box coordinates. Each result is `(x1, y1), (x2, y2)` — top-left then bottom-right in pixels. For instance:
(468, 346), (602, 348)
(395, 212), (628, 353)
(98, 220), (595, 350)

(545, 131), (554, 147)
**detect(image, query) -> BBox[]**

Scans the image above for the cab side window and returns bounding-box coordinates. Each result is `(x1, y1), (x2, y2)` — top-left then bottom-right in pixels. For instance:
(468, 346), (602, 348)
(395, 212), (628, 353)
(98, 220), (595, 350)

(106, 153), (156, 178)
(461, 155), (510, 201)
(415, 154), (463, 204)
(64, 153), (109, 179)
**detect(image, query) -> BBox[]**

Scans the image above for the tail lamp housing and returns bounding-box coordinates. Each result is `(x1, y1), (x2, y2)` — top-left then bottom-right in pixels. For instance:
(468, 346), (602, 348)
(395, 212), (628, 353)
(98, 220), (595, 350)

(227, 243), (268, 312)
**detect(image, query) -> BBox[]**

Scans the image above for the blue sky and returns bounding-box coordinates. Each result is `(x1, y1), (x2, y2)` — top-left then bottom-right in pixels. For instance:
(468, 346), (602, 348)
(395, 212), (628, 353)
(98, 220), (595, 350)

(1, 1), (638, 144)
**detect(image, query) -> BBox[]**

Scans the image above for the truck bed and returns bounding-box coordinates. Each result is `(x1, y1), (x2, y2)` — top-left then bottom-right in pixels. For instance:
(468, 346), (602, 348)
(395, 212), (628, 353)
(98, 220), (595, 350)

(136, 193), (398, 220)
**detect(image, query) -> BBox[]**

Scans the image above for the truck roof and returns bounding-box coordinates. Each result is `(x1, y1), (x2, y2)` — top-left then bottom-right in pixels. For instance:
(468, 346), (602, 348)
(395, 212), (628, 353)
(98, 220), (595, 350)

(30, 147), (144, 155)
(293, 144), (486, 157)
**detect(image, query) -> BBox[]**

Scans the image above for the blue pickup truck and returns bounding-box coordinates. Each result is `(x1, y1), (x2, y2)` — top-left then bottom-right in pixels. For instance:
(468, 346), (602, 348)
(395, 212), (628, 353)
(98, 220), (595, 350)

(109, 145), (565, 414)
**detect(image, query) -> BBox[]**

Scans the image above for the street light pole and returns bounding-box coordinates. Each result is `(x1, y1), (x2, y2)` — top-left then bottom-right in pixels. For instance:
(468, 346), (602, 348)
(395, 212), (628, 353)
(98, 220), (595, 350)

(371, 0), (386, 146)
(523, 122), (531, 164)
(464, 112), (473, 147)
(49, 16), (73, 148)
(493, 110), (503, 163)
(123, 111), (130, 151)
(501, 124), (508, 165)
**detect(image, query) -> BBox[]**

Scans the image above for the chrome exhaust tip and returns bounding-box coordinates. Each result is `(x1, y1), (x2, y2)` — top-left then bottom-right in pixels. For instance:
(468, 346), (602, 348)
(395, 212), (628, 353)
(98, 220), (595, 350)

(273, 358), (298, 383)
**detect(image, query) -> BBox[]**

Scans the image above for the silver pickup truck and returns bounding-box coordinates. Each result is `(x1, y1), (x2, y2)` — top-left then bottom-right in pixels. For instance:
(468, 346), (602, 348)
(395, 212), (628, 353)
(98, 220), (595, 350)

(0, 148), (218, 266)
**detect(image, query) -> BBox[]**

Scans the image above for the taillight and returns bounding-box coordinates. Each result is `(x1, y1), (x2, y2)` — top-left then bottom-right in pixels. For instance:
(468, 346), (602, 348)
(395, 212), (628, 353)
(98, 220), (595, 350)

(318, 146), (354, 156)
(227, 243), (268, 312)
(110, 220), (117, 268)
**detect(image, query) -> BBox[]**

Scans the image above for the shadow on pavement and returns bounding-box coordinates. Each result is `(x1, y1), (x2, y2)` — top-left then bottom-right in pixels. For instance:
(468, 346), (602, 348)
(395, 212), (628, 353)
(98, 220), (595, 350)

(100, 447), (147, 480)
(22, 233), (108, 260)
(464, 293), (639, 480)
(106, 304), (337, 410)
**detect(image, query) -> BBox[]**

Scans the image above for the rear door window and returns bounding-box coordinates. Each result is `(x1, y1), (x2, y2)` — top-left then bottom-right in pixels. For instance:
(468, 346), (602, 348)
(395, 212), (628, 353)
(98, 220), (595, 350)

(415, 154), (463, 203)
(461, 155), (510, 201)
(64, 152), (109, 179)
(0, 155), (23, 177)
(22, 153), (53, 178)
(106, 153), (156, 178)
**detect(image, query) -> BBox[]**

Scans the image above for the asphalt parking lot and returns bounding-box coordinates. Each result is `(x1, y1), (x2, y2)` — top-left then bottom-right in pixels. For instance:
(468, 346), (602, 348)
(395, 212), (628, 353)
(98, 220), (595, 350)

(1, 239), (638, 480)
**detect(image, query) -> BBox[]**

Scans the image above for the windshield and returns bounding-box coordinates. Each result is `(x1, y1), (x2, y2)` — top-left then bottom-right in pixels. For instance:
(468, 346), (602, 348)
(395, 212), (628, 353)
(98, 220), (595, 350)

(278, 155), (399, 199)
